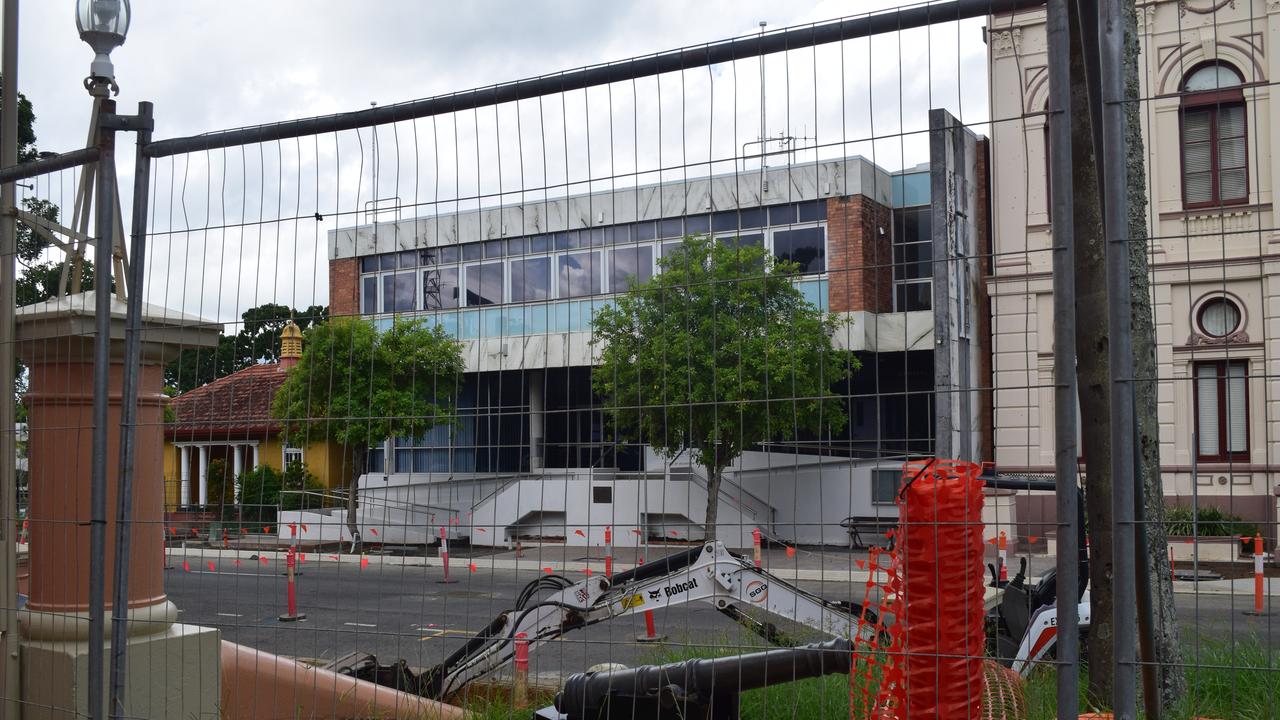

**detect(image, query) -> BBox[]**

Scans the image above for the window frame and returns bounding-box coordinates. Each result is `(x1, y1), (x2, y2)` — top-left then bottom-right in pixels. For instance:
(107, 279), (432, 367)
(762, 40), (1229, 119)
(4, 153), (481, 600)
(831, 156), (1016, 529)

(1179, 61), (1249, 210)
(871, 468), (899, 505)
(282, 445), (304, 468)
(1193, 359), (1250, 463)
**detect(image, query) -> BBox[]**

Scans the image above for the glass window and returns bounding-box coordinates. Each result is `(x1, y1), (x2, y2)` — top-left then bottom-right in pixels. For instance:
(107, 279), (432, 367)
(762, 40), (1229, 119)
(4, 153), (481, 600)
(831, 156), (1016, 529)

(398, 250), (418, 269)
(362, 276), (378, 314)
(895, 282), (932, 312)
(361, 256), (379, 273)
(586, 228), (606, 247)
(634, 222), (657, 242)
(872, 469), (899, 504)
(1198, 297), (1241, 338)
(425, 267), (459, 309)
(718, 233), (764, 249)
(797, 201), (826, 222)
(530, 234), (552, 253)
(1183, 63), (1243, 93)
(283, 446), (304, 468)
(768, 204), (797, 225)
(659, 218), (684, 239)
(506, 238), (527, 256)
(684, 214), (710, 236)
(555, 231), (580, 250)
(367, 448), (384, 473)
(1180, 62), (1248, 208)
(484, 239), (505, 258)
(773, 227), (825, 273)
(462, 242), (484, 261)
(436, 245), (460, 264)
(1195, 360), (1248, 461)
(738, 207), (765, 229)
(606, 225), (632, 244)
(379, 254), (398, 271)
(894, 241), (932, 280)
(382, 272), (417, 312)
(465, 262), (504, 306)
(511, 257), (552, 302)
(711, 210), (739, 233)
(611, 246), (653, 292)
(558, 251), (602, 298)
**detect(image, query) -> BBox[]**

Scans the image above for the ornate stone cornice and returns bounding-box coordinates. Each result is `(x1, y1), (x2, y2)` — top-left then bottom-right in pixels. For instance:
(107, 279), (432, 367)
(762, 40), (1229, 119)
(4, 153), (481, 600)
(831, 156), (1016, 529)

(1187, 330), (1250, 346)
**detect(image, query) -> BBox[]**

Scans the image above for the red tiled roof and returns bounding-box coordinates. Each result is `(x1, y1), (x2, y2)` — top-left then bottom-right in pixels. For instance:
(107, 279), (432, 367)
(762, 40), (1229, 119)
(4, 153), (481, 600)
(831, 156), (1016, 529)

(167, 363), (288, 439)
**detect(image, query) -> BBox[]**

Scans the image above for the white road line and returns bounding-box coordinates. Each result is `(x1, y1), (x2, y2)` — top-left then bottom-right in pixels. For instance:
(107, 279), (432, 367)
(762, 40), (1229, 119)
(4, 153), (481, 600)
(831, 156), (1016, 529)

(215, 613), (243, 618)
(343, 622), (377, 628)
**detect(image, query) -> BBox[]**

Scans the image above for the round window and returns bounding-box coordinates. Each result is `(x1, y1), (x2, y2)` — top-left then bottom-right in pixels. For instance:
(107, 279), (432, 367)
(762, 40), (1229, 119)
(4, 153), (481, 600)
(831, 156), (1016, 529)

(1198, 297), (1241, 337)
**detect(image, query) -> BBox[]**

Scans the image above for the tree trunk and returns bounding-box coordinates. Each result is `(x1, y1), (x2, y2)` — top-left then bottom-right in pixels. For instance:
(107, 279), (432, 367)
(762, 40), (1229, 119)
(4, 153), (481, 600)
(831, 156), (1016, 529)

(1122, 4), (1185, 705)
(346, 444), (364, 551)
(1068, 4), (1116, 701)
(703, 463), (720, 543)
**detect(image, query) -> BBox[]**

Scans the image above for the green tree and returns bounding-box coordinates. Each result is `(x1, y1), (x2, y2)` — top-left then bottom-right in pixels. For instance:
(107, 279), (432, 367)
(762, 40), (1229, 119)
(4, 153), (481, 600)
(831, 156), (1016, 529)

(591, 236), (854, 540)
(271, 316), (464, 546)
(164, 303), (329, 392)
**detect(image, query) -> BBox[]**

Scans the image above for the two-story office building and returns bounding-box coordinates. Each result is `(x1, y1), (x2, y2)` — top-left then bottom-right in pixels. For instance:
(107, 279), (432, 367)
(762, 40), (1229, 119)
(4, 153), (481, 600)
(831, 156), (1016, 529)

(312, 111), (991, 548)
(987, 0), (1280, 544)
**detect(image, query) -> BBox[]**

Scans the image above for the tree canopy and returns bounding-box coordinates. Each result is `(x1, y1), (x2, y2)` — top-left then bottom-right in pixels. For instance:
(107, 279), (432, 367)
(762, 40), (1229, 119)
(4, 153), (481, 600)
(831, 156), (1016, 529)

(271, 316), (464, 452)
(165, 303), (329, 392)
(271, 316), (465, 544)
(591, 235), (854, 539)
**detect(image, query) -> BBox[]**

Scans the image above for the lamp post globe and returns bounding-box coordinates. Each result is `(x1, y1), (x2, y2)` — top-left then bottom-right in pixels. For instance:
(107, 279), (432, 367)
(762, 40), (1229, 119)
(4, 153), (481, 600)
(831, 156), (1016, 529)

(75, 0), (131, 82)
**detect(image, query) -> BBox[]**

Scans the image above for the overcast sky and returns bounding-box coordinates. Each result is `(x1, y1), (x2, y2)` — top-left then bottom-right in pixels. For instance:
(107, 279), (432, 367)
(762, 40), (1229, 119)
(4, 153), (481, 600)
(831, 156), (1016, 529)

(9, 1), (991, 324)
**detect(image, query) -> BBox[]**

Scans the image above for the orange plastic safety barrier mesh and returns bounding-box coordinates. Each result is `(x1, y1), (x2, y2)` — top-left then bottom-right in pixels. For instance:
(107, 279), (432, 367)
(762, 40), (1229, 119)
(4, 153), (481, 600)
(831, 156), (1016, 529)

(849, 459), (990, 720)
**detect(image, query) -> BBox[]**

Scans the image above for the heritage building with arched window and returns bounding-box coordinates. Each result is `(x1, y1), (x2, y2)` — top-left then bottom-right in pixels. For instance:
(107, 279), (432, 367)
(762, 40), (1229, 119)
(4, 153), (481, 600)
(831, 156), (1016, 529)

(987, 0), (1279, 547)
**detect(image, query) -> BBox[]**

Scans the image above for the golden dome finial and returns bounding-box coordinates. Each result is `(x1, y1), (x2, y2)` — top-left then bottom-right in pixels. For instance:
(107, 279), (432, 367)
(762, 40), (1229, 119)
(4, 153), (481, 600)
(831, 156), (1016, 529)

(280, 319), (303, 361)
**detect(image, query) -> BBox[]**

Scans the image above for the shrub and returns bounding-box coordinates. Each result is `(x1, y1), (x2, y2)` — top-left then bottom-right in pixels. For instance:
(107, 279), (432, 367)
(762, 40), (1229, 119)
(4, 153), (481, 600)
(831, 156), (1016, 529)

(1164, 504), (1259, 538)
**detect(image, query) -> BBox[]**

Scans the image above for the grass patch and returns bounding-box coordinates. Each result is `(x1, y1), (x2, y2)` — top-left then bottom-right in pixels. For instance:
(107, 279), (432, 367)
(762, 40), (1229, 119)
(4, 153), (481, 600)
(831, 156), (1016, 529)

(641, 640), (875, 720)
(1025, 638), (1280, 720)
(457, 637), (1279, 719)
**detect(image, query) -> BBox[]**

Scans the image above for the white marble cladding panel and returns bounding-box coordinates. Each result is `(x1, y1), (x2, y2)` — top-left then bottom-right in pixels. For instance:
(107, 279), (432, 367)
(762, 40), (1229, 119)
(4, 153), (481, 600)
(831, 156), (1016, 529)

(330, 157), (890, 259)
(829, 310), (934, 353)
(458, 333), (598, 372)
(444, 310), (927, 372)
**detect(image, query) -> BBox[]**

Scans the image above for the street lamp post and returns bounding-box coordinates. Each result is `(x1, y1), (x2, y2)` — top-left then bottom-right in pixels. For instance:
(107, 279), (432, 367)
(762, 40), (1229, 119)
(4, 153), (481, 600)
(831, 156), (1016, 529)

(76, 0), (131, 88)
(75, 5), (131, 720)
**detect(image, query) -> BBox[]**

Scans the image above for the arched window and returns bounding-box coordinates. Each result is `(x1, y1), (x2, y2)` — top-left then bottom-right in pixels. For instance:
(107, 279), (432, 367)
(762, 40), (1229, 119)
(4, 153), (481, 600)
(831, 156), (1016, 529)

(1181, 62), (1247, 208)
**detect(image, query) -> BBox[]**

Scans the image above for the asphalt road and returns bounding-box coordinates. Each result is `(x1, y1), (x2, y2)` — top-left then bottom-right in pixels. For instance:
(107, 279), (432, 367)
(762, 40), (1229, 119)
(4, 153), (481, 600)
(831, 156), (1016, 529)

(165, 555), (1279, 688)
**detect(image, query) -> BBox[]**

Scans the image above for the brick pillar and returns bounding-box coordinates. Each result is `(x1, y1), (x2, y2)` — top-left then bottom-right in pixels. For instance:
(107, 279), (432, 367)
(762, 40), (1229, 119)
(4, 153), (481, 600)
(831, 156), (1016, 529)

(329, 257), (360, 318)
(827, 195), (893, 313)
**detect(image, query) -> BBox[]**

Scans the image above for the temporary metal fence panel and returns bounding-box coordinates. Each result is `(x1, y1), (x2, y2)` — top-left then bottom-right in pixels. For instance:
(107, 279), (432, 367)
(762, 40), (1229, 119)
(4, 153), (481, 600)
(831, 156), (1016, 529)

(2, 1), (1278, 719)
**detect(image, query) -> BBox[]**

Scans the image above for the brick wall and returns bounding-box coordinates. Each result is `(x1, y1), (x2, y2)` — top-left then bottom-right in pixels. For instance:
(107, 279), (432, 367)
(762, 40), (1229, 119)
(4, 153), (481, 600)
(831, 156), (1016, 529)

(826, 195), (893, 313)
(330, 258), (360, 318)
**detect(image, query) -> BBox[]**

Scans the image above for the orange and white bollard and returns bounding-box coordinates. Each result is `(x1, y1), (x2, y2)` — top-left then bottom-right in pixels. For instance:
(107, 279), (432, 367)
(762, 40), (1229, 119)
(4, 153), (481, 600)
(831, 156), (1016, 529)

(1245, 534), (1269, 617)
(513, 632), (530, 709)
(604, 526), (613, 579)
(752, 527), (763, 568)
(633, 556), (665, 643)
(278, 546), (305, 622)
(438, 526), (458, 584)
